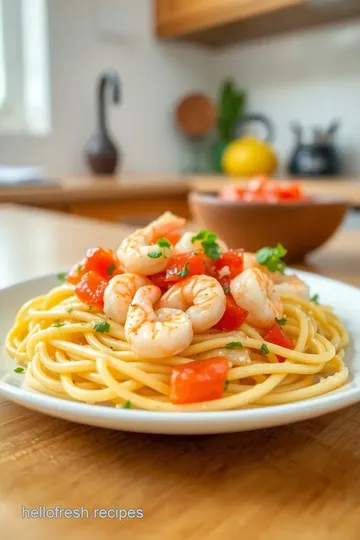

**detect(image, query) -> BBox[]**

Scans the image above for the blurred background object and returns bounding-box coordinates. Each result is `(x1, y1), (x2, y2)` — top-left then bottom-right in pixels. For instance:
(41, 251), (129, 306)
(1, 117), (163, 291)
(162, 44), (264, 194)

(222, 114), (277, 177)
(85, 70), (121, 175)
(175, 93), (216, 173)
(0, 0), (359, 233)
(212, 79), (246, 173)
(189, 188), (348, 263)
(288, 120), (342, 177)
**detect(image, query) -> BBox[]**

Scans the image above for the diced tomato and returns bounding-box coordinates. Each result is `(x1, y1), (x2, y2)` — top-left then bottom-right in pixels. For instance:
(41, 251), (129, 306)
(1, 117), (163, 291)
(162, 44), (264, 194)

(67, 257), (87, 285)
(170, 357), (228, 405)
(215, 249), (244, 280)
(203, 256), (218, 279)
(67, 247), (122, 285)
(263, 322), (294, 362)
(219, 184), (244, 201)
(215, 295), (248, 332)
(243, 191), (278, 203)
(278, 182), (304, 201)
(74, 271), (108, 308)
(153, 230), (182, 246)
(264, 180), (305, 202)
(247, 175), (269, 194)
(165, 252), (206, 282)
(218, 176), (306, 204)
(150, 271), (169, 291)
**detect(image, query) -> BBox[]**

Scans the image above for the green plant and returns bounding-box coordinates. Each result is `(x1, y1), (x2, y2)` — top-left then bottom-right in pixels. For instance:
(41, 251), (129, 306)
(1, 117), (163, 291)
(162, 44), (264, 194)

(217, 79), (246, 142)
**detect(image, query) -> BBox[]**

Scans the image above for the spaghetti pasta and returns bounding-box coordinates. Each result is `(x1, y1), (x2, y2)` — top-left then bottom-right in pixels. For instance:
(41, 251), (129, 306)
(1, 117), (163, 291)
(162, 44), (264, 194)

(6, 284), (349, 412)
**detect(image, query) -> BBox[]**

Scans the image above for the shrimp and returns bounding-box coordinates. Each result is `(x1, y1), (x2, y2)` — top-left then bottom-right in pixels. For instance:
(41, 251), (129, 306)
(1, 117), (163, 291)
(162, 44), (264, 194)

(273, 275), (310, 299)
(200, 346), (251, 366)
(125, 285), (193, 358)
(103, 273), (151, 325)
(243, 252), (309, 298)
(230, 268), (283, 328)
(174, 231), (228, 255)
(159, 275), (226, 333)
(117, 212), (185, 275)
(243, 252), (262, 270)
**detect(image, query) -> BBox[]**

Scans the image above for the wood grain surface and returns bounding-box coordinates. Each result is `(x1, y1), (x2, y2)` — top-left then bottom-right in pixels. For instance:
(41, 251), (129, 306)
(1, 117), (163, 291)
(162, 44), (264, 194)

(1, 205), (360, 540)
(0, 175), (359, 206)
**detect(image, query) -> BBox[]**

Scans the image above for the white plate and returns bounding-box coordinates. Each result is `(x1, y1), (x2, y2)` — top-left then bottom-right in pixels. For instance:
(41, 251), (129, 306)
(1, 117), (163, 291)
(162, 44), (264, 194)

(0, 272), (359, 435)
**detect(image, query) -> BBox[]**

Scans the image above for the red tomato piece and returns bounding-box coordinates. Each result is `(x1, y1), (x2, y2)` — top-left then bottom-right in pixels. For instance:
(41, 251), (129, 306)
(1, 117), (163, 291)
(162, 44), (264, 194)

(165, 252), (206, 282)
(263, 322), (294, 362)
(67, 257), (88, 285)
(75, 271), (108, 308)
(170, 357), (228, 405)
(219, 184), (244, 201)
(215, 295), (248, 332)
(215, 249), (244, 280)
(278, 182), (305, 201)
(247, 175), (269, 194)
(67, 247), (122, 285)
(149, 272), (169, 291)
(264, 180), (304, 202)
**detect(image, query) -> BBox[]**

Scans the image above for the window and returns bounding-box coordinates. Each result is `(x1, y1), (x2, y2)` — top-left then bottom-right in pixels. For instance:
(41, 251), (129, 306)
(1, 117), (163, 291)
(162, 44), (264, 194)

(0, 0), (50, 134)
(0, 1), (6, 110)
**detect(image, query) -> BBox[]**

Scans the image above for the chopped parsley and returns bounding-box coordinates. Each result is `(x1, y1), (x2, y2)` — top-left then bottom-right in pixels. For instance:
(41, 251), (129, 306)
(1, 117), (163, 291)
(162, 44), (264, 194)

(275, 316), (287, 326)
(66, 307), (73, 313)
(261, 343), (270, 354)
(156, 238), (171, 249)
(224, 380), (230, 390)
(88, 306), (93, 311)
(123, 400), (132, 409)
(225, 341), (243, 349)
(57, 272), (67, 282)
(255, 243), (287, 273)
(191, 230), (221, 261)
(147, 250), (162, 259)
(77, 264), (83, 274)
(311, 293), (320, 304)
(107, 263), (116, 276)
(147, 237), (172, 259)
(223, 287), (231, 294)
(53, 321), (65, 328)
(14, 367), (25, 373)
(94, 321), (110, 333)
(177, 261), (190, 278)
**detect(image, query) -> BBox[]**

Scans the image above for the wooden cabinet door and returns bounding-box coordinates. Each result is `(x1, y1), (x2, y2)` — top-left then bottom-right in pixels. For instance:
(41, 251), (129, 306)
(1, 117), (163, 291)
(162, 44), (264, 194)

(156, 0), (304, 37)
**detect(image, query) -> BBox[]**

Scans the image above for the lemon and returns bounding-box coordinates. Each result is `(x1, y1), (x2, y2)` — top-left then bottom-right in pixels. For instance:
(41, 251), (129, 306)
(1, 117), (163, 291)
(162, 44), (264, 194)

(222, 136), (278, 177)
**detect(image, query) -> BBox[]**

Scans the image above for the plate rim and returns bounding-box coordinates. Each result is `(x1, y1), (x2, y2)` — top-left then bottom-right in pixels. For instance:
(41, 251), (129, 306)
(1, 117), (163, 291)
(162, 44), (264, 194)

(0, 269), (359, 427)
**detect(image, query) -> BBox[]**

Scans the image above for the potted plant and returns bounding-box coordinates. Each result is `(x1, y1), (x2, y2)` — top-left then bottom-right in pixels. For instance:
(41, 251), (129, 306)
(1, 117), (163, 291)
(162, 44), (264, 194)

(212, 79), (246, 173)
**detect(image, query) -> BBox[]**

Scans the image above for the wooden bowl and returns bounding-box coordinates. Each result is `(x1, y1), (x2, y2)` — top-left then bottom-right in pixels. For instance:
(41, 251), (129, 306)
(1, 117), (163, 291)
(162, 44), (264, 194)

(189, 191), (349, 263)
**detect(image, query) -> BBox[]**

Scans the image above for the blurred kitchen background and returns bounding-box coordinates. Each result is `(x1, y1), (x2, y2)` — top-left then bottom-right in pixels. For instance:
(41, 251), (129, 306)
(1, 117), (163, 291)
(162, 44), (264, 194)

(0, 0), (359, 229)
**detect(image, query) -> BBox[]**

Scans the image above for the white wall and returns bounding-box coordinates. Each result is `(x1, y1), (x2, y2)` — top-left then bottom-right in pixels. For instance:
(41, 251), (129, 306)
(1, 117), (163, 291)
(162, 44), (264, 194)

(0, 0), (216, 175)
(1, 2), (360, 177)
(214, 21), (360, 176)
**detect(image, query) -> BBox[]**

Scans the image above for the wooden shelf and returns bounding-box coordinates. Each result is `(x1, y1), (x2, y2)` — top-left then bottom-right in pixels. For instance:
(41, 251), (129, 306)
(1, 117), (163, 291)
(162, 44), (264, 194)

(156, 0), (360, 46)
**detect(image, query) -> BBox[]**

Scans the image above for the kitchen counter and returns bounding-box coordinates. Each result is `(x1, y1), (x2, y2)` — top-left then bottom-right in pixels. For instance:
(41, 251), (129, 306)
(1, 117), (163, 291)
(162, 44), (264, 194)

(1, 204), (360, 540)
(0, 175), (359, 223)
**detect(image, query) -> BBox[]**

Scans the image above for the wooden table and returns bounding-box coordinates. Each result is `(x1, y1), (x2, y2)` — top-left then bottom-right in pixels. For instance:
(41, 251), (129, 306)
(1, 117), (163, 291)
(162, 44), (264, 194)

(0, 175), (359, 225)
(1, 205), (360, 540)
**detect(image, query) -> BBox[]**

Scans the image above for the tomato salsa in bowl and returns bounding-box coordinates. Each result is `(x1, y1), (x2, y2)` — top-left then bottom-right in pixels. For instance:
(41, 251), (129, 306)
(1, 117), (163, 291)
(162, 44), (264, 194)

(189, 178), (348, 263)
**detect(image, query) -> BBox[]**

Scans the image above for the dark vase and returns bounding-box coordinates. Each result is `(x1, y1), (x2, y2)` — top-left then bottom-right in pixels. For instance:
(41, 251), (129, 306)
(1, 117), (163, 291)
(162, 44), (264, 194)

(85, 70), (121, 175)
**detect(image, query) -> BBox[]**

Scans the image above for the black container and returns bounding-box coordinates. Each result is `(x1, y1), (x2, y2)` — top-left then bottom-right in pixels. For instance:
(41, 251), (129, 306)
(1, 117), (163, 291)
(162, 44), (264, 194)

(288, 121), (341, 177)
